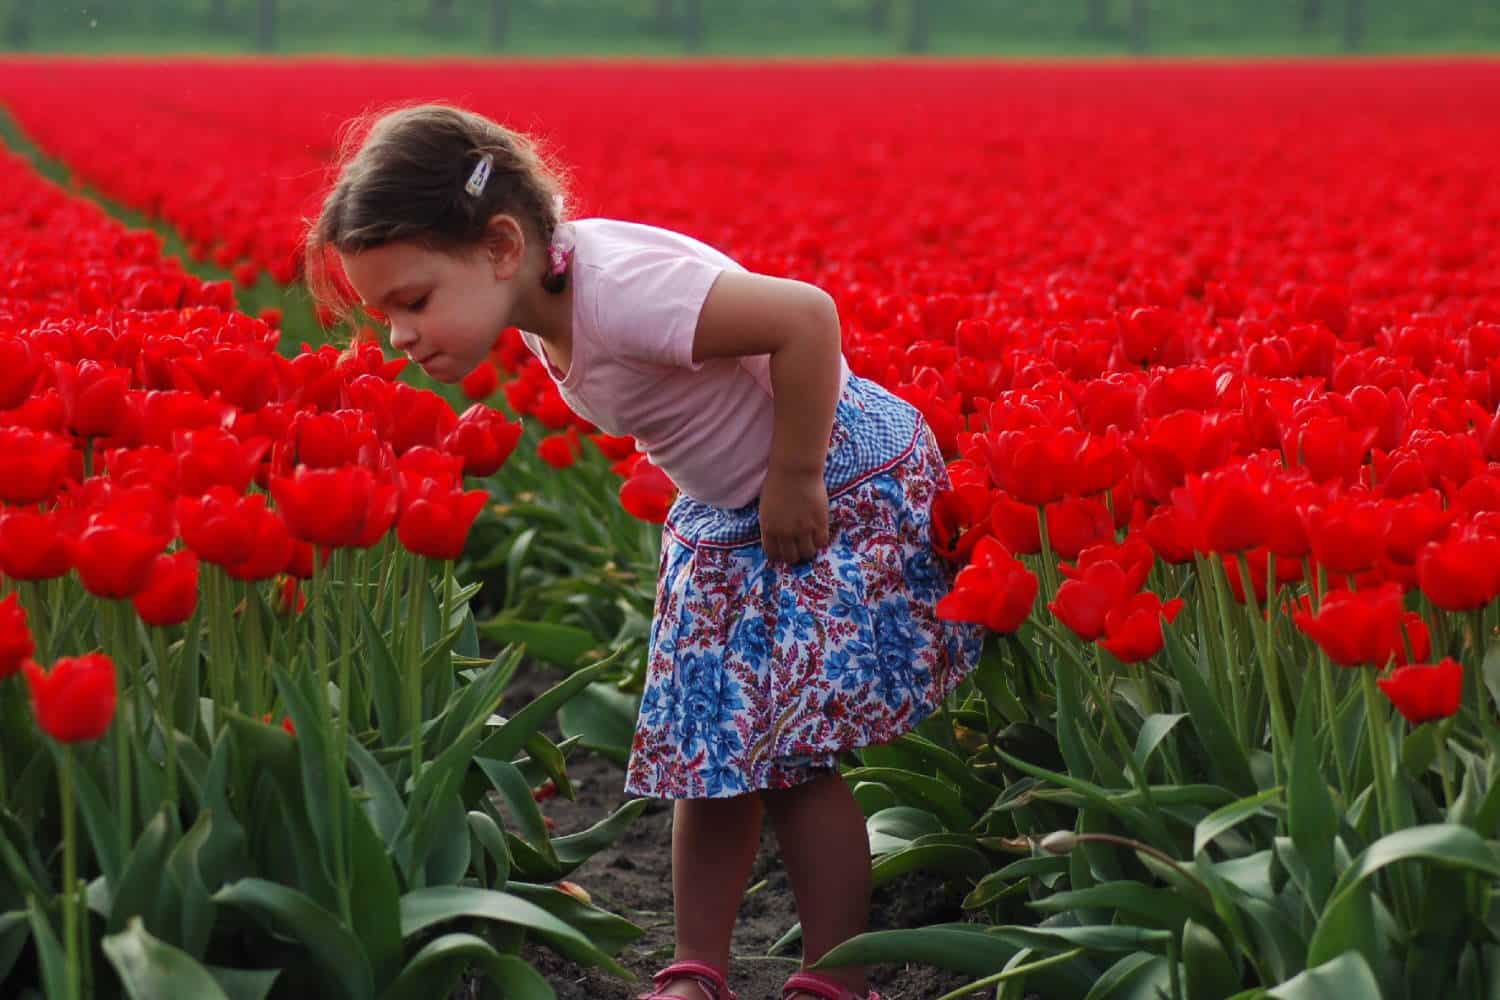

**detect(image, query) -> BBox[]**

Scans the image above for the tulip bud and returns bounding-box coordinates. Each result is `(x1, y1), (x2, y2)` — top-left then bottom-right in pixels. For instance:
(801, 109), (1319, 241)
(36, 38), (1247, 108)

(1039, 830), (1079, 855)
(556, 881), (591, 905)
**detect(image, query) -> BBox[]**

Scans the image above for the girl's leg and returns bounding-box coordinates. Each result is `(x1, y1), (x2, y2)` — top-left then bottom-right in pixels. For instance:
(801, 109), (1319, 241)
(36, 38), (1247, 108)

(762, 769), (872, 998)
(661, 791), (766, 998)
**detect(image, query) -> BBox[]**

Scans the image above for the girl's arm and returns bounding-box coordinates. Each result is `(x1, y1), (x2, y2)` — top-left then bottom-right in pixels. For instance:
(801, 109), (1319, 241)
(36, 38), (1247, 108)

(691, 272), (843, 564)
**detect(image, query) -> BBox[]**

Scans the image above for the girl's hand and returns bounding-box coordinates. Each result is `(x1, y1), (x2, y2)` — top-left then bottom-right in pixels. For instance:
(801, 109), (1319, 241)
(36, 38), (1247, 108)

(759, 467), (830, 565)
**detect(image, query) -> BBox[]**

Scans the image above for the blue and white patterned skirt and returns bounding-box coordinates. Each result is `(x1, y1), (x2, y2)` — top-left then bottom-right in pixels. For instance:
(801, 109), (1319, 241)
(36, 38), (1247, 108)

(623, 374), (983, 800)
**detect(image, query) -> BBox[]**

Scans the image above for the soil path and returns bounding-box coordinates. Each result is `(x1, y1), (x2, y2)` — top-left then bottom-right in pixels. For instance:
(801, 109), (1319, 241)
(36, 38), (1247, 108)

(504, 664), (986, 1000)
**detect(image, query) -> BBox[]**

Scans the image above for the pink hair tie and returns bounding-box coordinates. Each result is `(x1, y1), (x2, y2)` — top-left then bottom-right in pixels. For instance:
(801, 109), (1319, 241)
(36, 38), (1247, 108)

(542, 225), (574, 291)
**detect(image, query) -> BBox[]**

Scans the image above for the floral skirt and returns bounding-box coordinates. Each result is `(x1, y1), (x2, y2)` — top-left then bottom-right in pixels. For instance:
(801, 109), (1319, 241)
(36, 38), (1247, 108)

(623, 374), (984, 800)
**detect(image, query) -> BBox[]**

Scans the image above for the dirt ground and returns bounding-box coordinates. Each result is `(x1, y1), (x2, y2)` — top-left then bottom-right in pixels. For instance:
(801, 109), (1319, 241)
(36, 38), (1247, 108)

(502, 664), (987, 1000)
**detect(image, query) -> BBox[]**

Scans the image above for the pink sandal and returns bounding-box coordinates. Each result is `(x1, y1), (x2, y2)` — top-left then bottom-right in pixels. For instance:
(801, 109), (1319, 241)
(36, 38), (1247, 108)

(782, 970), (881, 1000)
(637, 959), (738, 1000)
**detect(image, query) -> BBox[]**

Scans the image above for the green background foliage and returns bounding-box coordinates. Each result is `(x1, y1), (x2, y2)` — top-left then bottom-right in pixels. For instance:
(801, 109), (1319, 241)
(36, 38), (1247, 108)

(3, 0), (1499, 57)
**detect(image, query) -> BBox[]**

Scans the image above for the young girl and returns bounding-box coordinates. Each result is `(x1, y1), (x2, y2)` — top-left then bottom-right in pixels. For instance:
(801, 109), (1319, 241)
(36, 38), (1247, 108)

(310, 104), (981, 1000)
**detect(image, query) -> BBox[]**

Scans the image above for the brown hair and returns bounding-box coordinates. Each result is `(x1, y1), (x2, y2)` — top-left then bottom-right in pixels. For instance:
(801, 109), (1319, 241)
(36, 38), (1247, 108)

(305, 103), (570, 322)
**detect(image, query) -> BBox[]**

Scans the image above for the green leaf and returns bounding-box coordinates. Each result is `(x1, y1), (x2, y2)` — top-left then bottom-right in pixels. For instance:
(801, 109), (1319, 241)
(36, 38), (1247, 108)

(1269, 950), (1381, 999)
(212, 878), (374, 1000)
(870, 842), (992, 886)
(1309, 823), (1500, 968)
(25, 894), (68, 1000)
(811, 924), (1024, 977)
(358, 598), (407, 748)
(552, 798), (650, 870)
(1162, 617), (1256, 795)
(345, 736), (406, 847)
(165, 811), (216, 958)
(102, 917), (231, 1000)
(867, 806), (944, 854)
(398, 886), (633, 979)
(480, 617), (600, 669)
(840, 767), (971, 831)
(1131, 712), (1188, 773)
(476, 757), (559, 867)
(107, 808), (177, 936)
(71, 750), (124, 887)
(1029, 881), (1198, 932)
(503, 882), (644, 956)
(1182, 917), (1241, 1000)
(379, 933), (555, 1000)
(467, 811), (512, 889)
(347, 800), (403, 989)
(1288, 678), (1337, 907)
(207, 965), (282, 1000)
(556, 681), (639, 765)
(1083, 952), (1172, 1000)
(1193, 787), (1282, 857)
(475, 655), (619, 763)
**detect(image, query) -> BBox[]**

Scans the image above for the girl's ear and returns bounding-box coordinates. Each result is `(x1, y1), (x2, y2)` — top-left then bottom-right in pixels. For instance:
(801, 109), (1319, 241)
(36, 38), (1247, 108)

(483, 213), (527, 279)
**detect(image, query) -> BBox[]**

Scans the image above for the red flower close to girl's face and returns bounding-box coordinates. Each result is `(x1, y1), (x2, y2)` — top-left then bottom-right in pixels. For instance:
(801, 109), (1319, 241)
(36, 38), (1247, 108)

(339, 236), (520, 385)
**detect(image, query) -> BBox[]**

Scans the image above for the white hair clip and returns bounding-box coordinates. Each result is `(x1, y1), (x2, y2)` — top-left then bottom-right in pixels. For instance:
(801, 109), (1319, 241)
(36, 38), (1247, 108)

(465, 154), (493, 197)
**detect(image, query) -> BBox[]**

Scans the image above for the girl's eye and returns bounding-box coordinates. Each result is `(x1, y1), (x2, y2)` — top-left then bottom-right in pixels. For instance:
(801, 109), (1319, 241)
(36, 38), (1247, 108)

(405, 294), (430, 312)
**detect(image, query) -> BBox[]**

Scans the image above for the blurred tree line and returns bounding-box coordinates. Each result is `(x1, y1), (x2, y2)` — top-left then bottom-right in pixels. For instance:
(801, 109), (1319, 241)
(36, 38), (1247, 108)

(3, 0), (1497, 54)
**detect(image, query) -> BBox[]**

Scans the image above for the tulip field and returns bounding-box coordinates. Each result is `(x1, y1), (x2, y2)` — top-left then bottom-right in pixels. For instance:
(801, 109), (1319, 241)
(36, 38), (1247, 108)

(3, 56), (1500, 999)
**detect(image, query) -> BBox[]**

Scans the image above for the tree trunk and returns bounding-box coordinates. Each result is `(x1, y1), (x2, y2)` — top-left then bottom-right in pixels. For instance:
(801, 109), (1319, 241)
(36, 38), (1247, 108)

(1300, 0), (1323, 33)
(1343, 0), (1364, 49)
(1083, 0), (1108, 36)
(904, 0), (930, 53)
(5, 0), (32, 49)
(256, 0), (275, 51)
(1128, 0), (1148, 53)
(490, 0), (508, 48)
(681, 0), (703, 51)
(870, 0), (892, 33)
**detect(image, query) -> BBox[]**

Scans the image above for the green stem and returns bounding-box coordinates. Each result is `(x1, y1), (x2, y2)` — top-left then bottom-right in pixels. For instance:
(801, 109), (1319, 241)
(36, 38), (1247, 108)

(108, 602), (133, 862)
(1360, 666), (1416, 922)
(932, 947), (1087, 1000)
(338, 549), (355, 749)
(1238, 552), (1293, 788)
(152, 627), (178, 808)
(60, 746), (79, 1000)
(404, 551), (425, 791)
(1088, 647), (1174, 848)
(1203, 555), (1247, 745)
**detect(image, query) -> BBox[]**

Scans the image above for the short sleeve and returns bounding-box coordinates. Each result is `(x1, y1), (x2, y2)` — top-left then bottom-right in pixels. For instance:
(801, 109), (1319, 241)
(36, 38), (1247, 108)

(595, 249), (724, 369)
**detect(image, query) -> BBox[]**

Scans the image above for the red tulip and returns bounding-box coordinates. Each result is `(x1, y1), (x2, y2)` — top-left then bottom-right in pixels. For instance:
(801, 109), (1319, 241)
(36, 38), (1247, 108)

(22, 653), (117, 743)
(174, 428), (270, 496)
(619, 459), (677, 524)
(0, 428), (74, 504)
(1292, 583), (1430, 668)
(1050, 561), (1140, 642)
(223, 503), (296, 582)
(1098, 592), (1184, 663)
(537, 431), (582, 470)
(0, 593), (34, 679)
(935, 536), (1037, 634)
(53, 360), (132, 439)
(270, 465), (399, 550)
(397, 479), (489, 560)
(68, 514), (170, 599)
(1377, 658), (1464, 724)
(0, 510), (72, 580)
(0, 333), (43, 410)
(176, 487), (260, 567)
(460, 362), (500, 401)
(133, 551), (200, 627)
(1416, 531), (1500, 612)
(444, 405), (524, 478)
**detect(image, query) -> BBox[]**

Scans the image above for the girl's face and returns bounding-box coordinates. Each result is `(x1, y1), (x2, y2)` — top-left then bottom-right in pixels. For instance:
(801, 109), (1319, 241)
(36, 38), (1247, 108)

(339, 239), (514, 384)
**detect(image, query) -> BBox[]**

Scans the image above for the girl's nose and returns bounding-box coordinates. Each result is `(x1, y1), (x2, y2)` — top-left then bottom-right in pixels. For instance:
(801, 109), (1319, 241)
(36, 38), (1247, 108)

(389, 324), (419, 352)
